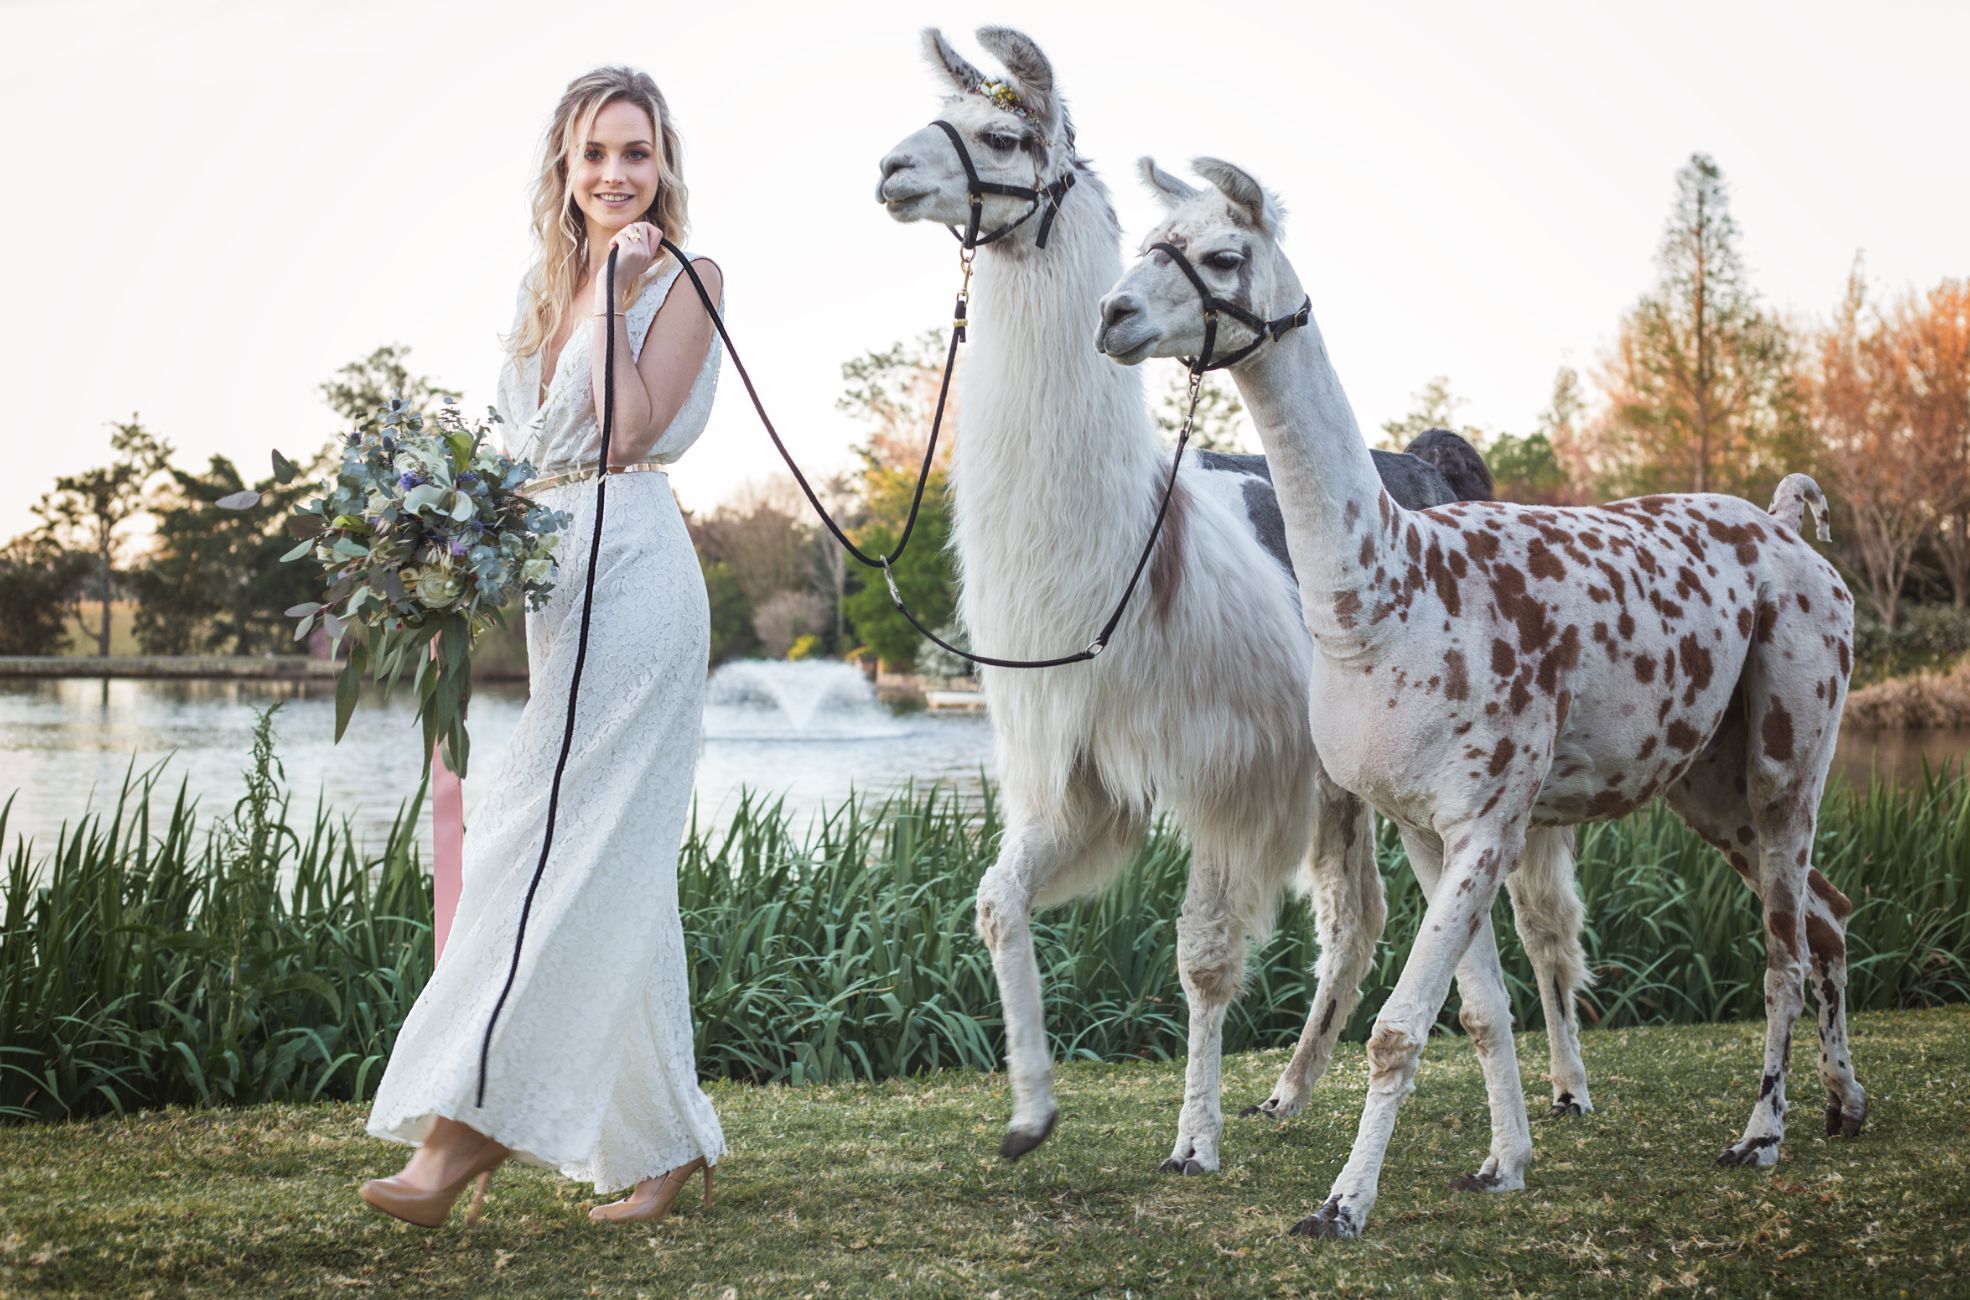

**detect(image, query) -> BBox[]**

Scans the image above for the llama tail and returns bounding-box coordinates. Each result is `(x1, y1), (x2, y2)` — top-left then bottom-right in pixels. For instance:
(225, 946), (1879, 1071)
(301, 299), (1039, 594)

(1770, 473), (1832, 543)
(1403, 427), (1495, 502)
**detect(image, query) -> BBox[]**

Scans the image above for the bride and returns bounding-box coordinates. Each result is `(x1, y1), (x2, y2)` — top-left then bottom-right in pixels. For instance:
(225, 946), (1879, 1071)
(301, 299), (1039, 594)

(360, 65), (727, 1228)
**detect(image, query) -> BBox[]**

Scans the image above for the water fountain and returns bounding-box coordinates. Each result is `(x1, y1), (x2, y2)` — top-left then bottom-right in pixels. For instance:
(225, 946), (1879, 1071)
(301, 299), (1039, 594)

(702, 660), (909, 740)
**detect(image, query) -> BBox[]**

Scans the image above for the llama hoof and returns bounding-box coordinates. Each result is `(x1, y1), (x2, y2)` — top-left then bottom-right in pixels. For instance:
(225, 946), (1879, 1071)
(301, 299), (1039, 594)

(1716, 1135), (1780, 1168)
(1545, 1092), (1592, 1119)
(1825, 1095), (1866, 1138)
(1155, 1157), (1210, 1176)
(999, 1110), (1058, 1161)
(1287, 1197), (1359, 1241)
(1449, 1168), (1522, 1193)
(1239, 1094), (1301, 1120)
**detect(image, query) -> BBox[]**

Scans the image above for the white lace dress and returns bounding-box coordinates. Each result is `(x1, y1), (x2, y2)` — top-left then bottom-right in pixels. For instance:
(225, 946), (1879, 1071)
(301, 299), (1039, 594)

(366, 253), (726, 1193)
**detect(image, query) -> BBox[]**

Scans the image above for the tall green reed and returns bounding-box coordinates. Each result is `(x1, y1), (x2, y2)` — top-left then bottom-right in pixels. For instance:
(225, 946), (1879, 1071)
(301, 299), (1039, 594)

(1, 707), (434, 1122)
(4, 726), (1966, 1120)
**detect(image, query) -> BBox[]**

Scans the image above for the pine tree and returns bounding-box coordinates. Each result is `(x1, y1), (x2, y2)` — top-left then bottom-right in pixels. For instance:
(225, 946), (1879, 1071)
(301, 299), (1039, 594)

(1590, 154), (1808, 501)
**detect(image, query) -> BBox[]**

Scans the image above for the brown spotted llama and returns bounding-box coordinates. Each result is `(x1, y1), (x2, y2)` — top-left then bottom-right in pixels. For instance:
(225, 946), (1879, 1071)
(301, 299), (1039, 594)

(1097, 157), (1865, 1239)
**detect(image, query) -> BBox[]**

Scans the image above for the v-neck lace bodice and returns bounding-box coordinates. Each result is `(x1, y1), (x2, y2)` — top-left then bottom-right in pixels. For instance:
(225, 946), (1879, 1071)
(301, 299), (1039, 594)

(494, 253), (723, 475)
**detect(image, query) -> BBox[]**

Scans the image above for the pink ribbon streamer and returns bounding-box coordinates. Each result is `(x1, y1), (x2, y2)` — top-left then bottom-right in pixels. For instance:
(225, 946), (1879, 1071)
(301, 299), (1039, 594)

(429, 641), (465, 962)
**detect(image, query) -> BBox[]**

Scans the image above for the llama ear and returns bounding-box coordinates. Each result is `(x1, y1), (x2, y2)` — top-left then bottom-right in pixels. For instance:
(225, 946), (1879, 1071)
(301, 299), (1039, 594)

(1138, 157), (1200, 209)
(975, 26), (1059, 129)
(1192, 157), (1284, 234)
(922, 28), (986, 94)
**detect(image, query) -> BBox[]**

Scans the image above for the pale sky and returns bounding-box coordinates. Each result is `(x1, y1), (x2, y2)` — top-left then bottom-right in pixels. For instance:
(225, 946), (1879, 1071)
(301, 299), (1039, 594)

(2, 0), (1964, 542)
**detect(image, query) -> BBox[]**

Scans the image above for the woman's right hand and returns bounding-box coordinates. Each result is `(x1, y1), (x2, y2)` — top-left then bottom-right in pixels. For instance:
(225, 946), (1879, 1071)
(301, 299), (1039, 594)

(605, 222), (664, 286)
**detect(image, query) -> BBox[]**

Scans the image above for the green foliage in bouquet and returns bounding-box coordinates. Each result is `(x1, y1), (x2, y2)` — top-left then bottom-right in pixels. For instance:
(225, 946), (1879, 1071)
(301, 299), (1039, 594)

(273, 400), (569, 776)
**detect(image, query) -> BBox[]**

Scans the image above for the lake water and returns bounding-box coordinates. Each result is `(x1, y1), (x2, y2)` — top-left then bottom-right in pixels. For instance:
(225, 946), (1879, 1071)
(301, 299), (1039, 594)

(0, 663), (994, 856)
(0, 668), (1963, 859)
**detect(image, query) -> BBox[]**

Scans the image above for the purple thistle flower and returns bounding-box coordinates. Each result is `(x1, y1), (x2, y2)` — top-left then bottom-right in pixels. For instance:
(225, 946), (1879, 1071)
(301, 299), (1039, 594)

(457, 471), (477, 487)
(448, 537), (469, 557)
(398, 470), (423, 490)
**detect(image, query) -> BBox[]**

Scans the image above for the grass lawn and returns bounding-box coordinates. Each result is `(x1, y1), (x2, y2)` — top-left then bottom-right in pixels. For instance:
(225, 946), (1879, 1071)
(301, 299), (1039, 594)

(2, 1008), (1965, 1298)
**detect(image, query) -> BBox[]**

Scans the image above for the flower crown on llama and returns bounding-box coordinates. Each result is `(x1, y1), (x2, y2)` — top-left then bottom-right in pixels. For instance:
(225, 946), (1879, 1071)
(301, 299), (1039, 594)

(971, 78), (1034, 120)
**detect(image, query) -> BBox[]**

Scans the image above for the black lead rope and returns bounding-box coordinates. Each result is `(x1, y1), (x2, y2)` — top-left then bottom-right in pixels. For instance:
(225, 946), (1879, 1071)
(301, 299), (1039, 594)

(660, 234), (1199, 671)
(475, 248), (623, 1110)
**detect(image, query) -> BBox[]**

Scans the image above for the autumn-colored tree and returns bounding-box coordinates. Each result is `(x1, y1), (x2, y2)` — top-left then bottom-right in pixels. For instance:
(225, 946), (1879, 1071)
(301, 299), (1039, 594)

(1809, 266), (1970, 625)
(1894, 278), (1970, 608)
(1587, 154), (1809, 502)
(32, 416), (172, 656)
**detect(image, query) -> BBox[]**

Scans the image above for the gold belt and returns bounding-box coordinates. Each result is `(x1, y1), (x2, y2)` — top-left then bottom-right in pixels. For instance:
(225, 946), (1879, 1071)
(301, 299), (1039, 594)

(521, 461), (668, 493)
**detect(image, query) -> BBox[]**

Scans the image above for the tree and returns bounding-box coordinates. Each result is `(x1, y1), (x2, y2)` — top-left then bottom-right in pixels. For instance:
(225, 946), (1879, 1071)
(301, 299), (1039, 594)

(1155, 371), (1254, 453)
(835, 334), (967, 672)
(32, 416), (172, 656)
(1892, 278), (1970, 608)
(840, 465), (955, 673)
(1484, 431), (1569, 504)
(753, 589), (830, 659)
(1588, 154), (1809, 501)
(129, 451), (322, 654)
(836, 330), (959, 474)
(1378, 375), (1474, 451)
(0, 532), (92, 654)
(320, 345), (463, 428)
(1539, 366), (1598, 498)
(700, 557), (758, 665)
(1812, 267), (1970, 625)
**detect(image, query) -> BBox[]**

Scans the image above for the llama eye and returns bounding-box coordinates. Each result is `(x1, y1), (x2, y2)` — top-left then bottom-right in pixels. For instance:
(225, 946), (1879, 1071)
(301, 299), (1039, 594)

(1205, 251), (1244, 271)
(981, 132), (1020, 154)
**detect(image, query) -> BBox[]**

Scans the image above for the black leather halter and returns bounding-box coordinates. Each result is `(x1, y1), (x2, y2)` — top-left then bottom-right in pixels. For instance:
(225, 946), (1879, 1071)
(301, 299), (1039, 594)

(931, 119), (1076, 250)
(1146, 240), (1311, 373)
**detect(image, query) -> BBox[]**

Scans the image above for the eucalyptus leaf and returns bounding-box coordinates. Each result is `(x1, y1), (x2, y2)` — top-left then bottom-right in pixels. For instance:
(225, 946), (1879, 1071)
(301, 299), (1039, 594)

(293, 615), (315, 642)
(271, 449), (298, 484)
(214, 490), (261, 511)
(285, 514), (320, 540)
(279, 538), (314, 562)
(330, 538), (369, 560)
(333, 658), (360, 743)
(284, 602), (323, 618)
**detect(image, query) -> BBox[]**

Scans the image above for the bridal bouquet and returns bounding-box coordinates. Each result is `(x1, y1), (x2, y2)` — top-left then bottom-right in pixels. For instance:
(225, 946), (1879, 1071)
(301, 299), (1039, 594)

(275, 400), (571, 777)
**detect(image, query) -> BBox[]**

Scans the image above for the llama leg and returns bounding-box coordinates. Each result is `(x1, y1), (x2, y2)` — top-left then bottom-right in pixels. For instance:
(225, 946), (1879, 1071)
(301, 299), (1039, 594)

(1291, 824), (1525, 1241)
(1245, 775), (1382, 1120)
(1160, 855), (1246, 1174)
(978, 794), (1142, 1160)
(1806, 874), (1866, 1137)
(1396, 829), (1534, 1193)
(1717, 811), (1814, 1167)
(1503, 826), (1594, 1117)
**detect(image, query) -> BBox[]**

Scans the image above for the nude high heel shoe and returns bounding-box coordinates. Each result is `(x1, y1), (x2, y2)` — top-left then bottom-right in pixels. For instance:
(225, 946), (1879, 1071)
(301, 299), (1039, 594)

(587, 1157), (714, 1224)
(359, 1141), (509, 1229)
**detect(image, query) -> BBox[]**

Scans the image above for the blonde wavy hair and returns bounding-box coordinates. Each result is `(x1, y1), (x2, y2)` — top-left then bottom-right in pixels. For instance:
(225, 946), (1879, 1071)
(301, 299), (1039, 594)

(508, 66), (690, 362)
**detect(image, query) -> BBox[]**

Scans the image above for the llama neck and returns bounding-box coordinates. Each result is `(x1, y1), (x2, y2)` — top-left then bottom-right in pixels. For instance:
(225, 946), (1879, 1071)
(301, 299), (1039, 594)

(954, 170), (1163, 624)
(1231, 284), (1397, 655)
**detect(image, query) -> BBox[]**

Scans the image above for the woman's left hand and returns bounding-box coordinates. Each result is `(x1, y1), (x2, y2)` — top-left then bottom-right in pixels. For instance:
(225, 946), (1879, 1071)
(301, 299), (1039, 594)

(604, 222), (664, 289)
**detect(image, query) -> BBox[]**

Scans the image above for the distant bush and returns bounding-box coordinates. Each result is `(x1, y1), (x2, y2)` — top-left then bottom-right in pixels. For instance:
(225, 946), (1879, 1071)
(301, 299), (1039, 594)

(1853, 604), (1970, 684)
